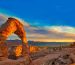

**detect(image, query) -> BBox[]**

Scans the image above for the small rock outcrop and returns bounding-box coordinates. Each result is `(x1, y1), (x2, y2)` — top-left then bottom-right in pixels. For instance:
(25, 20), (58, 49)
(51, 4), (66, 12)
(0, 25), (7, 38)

(43, 54), (74, 65)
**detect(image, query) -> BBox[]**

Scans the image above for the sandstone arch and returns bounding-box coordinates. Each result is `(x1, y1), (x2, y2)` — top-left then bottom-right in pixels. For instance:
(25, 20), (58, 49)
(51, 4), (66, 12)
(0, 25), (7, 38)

(0, 17), (31, 62)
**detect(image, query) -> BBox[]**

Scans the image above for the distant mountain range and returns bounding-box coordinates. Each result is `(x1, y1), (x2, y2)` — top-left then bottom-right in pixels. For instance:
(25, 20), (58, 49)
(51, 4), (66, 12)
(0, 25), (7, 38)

(6, 40), (72, 47)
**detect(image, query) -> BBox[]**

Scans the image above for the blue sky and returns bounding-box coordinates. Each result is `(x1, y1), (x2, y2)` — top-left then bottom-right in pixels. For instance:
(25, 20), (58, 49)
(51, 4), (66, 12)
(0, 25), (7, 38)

(0, 0), (75, 26)
(0, 0), (75, 42)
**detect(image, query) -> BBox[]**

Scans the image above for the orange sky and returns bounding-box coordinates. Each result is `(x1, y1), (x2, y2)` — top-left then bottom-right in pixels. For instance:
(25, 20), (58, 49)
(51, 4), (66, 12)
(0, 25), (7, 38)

(28, 38), (75, 42)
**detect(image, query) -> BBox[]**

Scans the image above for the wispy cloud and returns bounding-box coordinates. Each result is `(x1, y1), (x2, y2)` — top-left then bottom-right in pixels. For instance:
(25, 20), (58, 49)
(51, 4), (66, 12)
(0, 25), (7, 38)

(44, 26), (75, 34)
(0, 14), (75, 42)
(0, 14), (8, 26)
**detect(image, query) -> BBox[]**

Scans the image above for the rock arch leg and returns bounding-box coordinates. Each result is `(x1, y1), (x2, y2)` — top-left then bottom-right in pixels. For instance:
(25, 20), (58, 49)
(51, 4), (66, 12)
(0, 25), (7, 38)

(0, 36), (8, 60)
(14, 26), (32, 63)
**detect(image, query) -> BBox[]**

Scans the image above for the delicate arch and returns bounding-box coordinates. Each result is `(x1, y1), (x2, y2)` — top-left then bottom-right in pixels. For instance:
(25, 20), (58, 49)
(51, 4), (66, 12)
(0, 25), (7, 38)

(0, 17), (31, 62)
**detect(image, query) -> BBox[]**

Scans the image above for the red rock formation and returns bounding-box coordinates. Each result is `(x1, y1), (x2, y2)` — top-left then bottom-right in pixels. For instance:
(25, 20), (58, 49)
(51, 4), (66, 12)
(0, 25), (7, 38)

(30, 46), (39, 53)
(0, 17), (31, 63)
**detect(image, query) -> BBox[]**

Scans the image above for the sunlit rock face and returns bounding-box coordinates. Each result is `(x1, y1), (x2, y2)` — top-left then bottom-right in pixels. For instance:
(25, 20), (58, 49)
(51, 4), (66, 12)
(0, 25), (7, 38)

(30, 46), (39, 53)
(8, 45), (22, 60)
(15, 45), (22, 57)
(13, 45), (40, 56)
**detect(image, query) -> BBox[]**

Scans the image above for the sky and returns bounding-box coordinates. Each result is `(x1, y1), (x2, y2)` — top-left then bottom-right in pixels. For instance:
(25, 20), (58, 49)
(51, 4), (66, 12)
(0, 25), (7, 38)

(0, 0), (75, 42)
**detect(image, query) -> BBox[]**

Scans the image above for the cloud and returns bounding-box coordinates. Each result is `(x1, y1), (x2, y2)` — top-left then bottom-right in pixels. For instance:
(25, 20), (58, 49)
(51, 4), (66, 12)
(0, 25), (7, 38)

(0, 14), (75, 42)
(44, 26), (75, 34)
(0, 14), (8, 26)
(26, 25), (75, 42)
